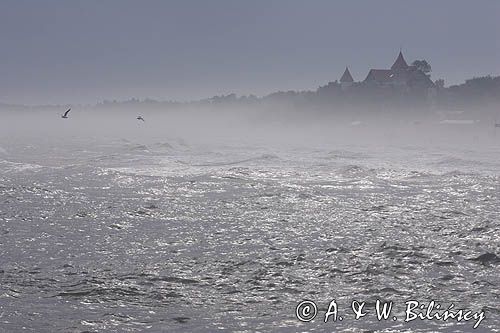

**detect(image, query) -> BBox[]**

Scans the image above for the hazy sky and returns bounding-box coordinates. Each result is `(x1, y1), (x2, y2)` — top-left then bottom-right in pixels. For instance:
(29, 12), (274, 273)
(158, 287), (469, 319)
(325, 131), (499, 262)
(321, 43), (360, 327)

(0, 0), (499, 105)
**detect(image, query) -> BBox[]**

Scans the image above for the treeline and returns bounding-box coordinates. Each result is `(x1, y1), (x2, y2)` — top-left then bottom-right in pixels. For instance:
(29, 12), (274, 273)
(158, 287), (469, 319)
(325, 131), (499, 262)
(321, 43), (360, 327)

(2, 75), (499, 113)
(439, 76), (500, 108)
(95, 75), (499, 111)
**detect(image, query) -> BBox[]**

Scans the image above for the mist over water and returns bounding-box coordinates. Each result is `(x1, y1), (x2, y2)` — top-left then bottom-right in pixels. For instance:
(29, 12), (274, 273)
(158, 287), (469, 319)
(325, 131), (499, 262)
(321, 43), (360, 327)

(1, 106), (500, 332)
(1, 0), (499, 330)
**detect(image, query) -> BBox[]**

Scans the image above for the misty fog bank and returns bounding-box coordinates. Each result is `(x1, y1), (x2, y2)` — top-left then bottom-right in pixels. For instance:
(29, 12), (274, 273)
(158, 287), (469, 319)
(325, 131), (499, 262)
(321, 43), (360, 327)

(1, 104), (500, 154)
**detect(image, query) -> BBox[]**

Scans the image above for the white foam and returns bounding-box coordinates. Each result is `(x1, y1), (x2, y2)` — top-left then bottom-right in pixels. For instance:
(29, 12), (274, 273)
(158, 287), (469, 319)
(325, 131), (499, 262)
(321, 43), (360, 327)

(439, 119), (477, 125)
(0, 160), (44, 172)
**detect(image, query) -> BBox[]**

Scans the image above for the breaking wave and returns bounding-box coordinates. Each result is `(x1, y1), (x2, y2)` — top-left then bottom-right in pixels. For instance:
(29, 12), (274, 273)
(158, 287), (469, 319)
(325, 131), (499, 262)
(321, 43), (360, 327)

(0, 160), (46, 172)
(186, 153), (280, 167)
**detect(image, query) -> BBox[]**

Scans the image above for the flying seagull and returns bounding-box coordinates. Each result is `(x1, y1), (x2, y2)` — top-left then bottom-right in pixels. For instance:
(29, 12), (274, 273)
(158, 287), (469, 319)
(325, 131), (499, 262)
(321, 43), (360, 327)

(61, 108), (71, 119)
(137, 116), (145, 122)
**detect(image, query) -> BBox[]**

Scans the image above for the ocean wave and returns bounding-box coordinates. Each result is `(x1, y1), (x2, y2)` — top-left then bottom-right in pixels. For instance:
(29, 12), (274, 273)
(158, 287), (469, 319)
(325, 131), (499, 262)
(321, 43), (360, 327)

(337, 164), (368, 174)
(187, 153), (279, 167)
(153, 142), (174, 150)
(432, 156), (479, 167)
(126, 144), (150, 152)
(430, 156), (500, 175)
(0, 160), (45, 172)
(324, 149), (368, 160)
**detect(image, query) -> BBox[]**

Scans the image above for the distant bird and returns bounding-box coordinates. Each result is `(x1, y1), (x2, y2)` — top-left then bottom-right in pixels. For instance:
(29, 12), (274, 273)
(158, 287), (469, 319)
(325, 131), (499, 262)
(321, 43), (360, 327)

(61, 108), (71, 119)
(137, 116), (145, 122)
(495, 123), (500, 128)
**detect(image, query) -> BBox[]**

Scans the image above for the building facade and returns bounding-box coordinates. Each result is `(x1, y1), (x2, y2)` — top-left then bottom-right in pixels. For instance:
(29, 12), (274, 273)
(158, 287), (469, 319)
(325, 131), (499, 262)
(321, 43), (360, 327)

(341, 51), (435, 91)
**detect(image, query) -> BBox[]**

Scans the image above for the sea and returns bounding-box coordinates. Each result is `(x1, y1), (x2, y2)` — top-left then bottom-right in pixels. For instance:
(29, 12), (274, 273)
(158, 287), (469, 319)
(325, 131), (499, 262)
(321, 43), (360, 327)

(0, 110), (499, 332)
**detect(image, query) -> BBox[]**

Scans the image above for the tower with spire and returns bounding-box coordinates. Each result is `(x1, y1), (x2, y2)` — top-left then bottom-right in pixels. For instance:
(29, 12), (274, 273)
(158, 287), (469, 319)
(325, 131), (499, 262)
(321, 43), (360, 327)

(363, 50), (434, 89)
(391, 51), (409, 72)
(339, 66), (354, 90)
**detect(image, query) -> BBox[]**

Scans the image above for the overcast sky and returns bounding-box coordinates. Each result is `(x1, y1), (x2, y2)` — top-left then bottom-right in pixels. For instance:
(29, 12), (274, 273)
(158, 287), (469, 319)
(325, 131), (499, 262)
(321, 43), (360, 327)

(0, 0), (499, 105)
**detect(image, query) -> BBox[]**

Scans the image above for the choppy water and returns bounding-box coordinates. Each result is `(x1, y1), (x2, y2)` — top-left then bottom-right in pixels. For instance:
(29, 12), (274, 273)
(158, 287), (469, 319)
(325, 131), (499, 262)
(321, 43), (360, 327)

(1, 134), (499, 332)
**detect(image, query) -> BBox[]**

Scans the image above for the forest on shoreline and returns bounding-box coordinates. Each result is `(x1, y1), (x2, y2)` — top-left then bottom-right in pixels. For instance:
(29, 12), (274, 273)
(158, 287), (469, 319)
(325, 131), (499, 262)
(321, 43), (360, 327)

(1, 75), (499, 114)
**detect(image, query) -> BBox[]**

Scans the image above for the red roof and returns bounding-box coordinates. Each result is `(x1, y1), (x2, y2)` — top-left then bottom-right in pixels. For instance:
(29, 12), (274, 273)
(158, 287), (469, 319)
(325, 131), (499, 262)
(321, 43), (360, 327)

(391, 51), (409, 71)
(360, 51), (434, 88)
(364, 69), (392, 83)
(340, 67), (354, 82)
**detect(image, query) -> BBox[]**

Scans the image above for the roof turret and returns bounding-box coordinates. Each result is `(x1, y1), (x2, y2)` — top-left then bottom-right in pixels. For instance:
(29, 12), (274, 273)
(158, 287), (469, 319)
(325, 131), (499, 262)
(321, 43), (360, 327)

(340, 66), (354, 82)
(391, 51), (409, 71)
